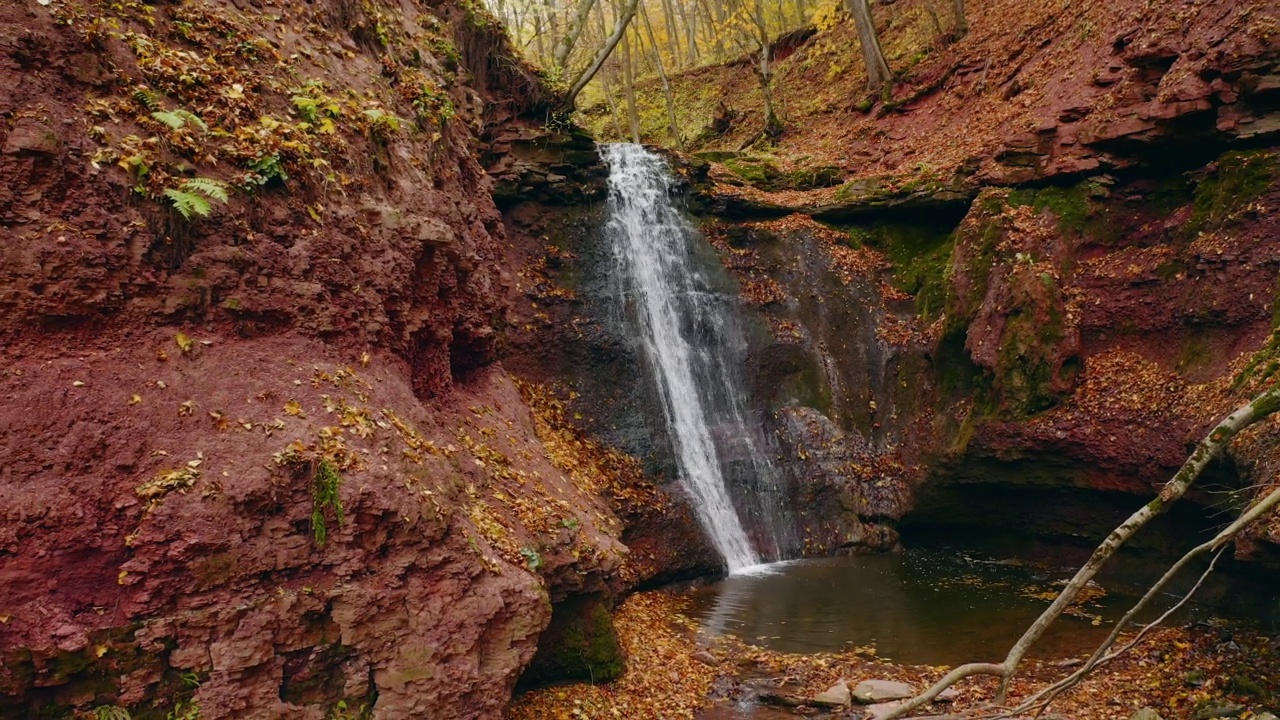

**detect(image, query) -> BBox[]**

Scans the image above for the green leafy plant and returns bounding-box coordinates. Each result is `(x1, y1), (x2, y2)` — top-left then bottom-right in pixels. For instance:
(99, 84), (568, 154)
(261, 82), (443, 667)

(311, 458), (344, 545)
(132, 86), (161, 111)
(94, 707), (132, 720)
(151, 109), (208, 132)
(164, 177), (230, 220)
(362, 107), (402, 138)
(328, 699), (371, 720)
(519, 546), (542, 570)
(243, 153), (289, 188)
(411, 84), (455, 127)
(166, 700), (201, 720)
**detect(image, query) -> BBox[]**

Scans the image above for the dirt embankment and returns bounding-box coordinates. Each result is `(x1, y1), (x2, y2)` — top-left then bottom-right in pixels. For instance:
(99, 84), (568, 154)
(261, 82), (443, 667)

(0, 0), (675, 717)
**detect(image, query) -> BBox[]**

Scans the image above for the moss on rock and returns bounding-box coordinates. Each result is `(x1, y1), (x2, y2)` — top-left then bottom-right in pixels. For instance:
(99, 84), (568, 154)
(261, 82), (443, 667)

(1187, 149), (1277, 235)
(520, 593), (625, 686)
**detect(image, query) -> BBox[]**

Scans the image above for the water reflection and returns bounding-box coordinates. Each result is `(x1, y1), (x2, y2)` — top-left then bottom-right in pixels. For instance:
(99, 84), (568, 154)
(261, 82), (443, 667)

(689, 550), (1137, 665)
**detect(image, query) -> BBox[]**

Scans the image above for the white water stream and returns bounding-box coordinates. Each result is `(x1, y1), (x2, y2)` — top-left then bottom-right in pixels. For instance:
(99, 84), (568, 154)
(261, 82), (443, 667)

(602, 143), (788, 573)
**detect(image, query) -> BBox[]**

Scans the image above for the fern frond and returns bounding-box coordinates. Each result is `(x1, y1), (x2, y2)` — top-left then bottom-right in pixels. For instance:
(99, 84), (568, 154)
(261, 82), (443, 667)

(174, 109), (208, 132)
(164, 188), (213, 220)
(151, 111), (186, 130)
(132, 87), (160, 111)
(94, 705), (132, 720)
(181, 177), (229, 203)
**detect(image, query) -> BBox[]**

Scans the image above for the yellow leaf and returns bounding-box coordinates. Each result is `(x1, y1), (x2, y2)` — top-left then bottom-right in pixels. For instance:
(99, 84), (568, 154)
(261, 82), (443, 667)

(175, 331), (193, 353)
(284, 400), (304, 416)
(94, 645), (108, 658)
(130, 394), (142, 405)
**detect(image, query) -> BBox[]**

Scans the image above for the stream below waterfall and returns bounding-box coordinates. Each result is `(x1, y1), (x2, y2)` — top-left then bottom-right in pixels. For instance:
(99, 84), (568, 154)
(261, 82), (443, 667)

(686, 548), (1180, 665)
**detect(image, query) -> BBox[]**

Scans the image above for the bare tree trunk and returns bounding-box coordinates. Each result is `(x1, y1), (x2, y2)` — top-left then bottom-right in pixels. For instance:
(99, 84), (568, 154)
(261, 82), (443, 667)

(619, 19), (641, 142)
(660, 0), (683, 67)
(552, 0), (598, 69)
(845, 0), (892, 96)
(952, 0), (968, 37)
(533, 9), (547, 64)
(599, 65), (627, 137)
(640, 2), (684, 149)
(591, 0), (627, 137)
(753, 0), (782, 136)
(697, 0), (726, 58)
(882, 386), (1280, 720)
(564, 0), (640, 106)
(675, 0), (700, 64)
(924, 0), (944, 42)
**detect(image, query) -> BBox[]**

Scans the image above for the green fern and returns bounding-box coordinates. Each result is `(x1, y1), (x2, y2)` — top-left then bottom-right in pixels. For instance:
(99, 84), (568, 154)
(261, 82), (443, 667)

(151, 109), (208, 132)
(181, 177), (229, 202)
(164, 178), (229, 220)
(132, 87), (160, 111)
(164, 189), (212, 220)
(94, 707), (132, 720)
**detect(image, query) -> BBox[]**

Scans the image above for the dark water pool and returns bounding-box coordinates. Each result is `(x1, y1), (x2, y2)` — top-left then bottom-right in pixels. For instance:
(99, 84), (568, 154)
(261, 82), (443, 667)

(686, 550), (1154, 665)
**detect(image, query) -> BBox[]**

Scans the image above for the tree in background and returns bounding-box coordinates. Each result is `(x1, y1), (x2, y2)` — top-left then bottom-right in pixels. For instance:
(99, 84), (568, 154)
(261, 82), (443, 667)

(952, 0), (968, 38)
(845, 0), (892, 97)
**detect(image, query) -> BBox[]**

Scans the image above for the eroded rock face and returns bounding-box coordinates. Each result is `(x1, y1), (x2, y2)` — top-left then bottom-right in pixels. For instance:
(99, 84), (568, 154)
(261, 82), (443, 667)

(0, 335), (635, 718)
(946, 190), (1082, 416)
(0, 0), (644, 717)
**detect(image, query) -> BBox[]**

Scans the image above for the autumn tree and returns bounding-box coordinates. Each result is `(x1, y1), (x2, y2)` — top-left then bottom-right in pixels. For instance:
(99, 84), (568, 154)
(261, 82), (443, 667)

(952, 0), (968, 38)
(565, 0), (641, 107)
(845, 0), (891, 97)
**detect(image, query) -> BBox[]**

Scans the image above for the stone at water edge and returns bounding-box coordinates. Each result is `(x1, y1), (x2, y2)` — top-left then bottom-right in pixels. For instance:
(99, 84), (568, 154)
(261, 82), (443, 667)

(811, 679), (852, 707)
(853, 679), (916, 704)
(865, 700), (905, 720)
(691, 650), (720, 667)
(936, 687), (960, 702)
(1194, 704), (1245, 720)
(1130, 709), (1164, 720)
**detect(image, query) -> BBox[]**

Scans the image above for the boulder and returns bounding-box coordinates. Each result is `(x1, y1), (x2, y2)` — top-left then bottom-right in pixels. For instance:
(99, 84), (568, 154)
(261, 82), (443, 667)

(853, 679), (916, 704)
(865, 701), (906, 719)
(1131, 709), (1164, 720)
(811, 680), (851, 707)
(1194, 704), (1245, 720)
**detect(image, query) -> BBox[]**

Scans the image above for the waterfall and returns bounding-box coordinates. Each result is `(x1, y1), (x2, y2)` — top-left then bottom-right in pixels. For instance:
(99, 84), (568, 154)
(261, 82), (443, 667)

(601, 143), (792, 573)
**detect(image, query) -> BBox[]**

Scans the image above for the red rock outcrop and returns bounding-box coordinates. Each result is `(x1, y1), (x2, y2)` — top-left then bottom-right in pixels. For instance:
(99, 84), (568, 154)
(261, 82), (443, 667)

(0, 0), (645, 717)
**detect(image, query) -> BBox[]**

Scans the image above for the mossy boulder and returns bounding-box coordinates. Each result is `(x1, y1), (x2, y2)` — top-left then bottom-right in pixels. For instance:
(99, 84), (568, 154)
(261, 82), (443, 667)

(520, 593), (625, 686)
(943, 188), (1081, 416)
(722, 157), (843, 191)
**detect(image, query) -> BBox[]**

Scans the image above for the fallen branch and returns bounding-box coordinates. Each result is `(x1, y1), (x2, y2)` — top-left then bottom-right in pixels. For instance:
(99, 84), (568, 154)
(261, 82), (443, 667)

(1013, 481), (1280, 715)
(881, 385), (1280, 720)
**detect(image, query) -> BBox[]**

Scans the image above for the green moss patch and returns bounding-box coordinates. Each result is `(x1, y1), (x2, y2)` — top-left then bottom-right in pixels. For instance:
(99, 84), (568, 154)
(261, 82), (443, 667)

(521, 593), (625, 686)
(1187, 149), (1277, 235)
(723, 157), (842, 192)
(842, 219), (955, 319)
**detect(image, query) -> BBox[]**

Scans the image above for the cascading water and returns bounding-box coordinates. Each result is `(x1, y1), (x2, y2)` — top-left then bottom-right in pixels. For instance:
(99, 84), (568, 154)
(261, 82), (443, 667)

(601, 143), (794, 573)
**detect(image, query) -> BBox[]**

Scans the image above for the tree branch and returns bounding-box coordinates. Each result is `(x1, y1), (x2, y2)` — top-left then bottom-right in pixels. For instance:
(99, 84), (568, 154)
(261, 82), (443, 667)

(881, 385), (1280, 720)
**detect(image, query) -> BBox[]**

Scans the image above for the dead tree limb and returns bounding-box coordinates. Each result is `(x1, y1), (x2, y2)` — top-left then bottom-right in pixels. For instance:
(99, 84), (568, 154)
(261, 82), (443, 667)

(1012, 482), (1280, 715)
(882, 385), (1280, 720)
